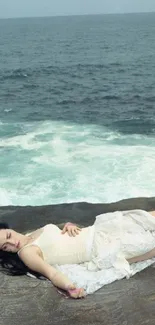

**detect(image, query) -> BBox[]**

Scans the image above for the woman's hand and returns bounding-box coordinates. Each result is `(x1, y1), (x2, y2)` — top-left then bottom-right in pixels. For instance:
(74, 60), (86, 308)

(61, 223), (81, 237)
(67, 284), (85, 299)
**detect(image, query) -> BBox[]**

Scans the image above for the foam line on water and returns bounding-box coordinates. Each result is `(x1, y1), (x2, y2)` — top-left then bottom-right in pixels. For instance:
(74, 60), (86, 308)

(0, 120), (155, 206)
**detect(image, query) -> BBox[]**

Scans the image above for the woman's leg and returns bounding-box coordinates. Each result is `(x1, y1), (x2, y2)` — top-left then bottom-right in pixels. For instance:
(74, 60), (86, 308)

(127, 247), (155, 264)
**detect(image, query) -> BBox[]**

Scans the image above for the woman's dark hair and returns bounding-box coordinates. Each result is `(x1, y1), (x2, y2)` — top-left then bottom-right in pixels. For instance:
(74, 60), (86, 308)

(0, 222), (43, 279)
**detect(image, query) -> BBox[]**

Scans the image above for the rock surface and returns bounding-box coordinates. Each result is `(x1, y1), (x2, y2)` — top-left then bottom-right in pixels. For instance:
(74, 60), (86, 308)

(1, 197), (155, 325)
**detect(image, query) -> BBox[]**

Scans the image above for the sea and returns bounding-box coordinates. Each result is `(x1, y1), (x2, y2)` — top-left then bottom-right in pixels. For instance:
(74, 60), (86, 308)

(0, 13), (155, 206)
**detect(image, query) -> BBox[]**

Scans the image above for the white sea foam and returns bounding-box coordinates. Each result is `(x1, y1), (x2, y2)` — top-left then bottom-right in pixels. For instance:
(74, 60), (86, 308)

(4, 108), (13, 113)
(0, 120), (155, 206)
(0, 188), (12, 206)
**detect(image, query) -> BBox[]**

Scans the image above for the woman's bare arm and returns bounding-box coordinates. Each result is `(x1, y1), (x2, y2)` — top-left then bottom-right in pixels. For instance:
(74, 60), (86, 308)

(127, 247), (155, 264)
(19, 247), (85, 298)
(19, 247), (74, 290)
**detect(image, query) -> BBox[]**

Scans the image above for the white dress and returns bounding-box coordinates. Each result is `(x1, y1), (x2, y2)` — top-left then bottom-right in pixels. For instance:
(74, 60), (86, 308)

(20, 224), (94, 265)
(56, 210), (155, 295)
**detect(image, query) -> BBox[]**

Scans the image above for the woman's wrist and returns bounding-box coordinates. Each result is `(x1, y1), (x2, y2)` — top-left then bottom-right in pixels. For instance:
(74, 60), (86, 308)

(52, 271), (74, 291)
(66, 284), (77, 294)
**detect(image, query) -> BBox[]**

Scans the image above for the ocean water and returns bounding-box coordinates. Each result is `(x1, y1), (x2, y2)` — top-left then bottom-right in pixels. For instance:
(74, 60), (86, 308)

(0, 13), (155, 206)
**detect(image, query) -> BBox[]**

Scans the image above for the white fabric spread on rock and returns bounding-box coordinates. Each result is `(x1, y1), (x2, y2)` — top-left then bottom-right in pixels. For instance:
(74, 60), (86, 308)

(55, 210), (155, 294)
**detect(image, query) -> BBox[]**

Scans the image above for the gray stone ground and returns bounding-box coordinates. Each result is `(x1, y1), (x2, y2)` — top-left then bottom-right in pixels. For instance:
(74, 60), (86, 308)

(1, 197), (155, 325)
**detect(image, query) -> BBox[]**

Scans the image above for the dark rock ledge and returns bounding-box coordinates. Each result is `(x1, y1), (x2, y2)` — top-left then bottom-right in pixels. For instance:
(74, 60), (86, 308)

(0, 197), (155, 325)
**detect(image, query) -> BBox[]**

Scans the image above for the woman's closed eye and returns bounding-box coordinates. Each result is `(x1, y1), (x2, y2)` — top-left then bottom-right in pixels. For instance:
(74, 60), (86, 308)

(7, 232), (11, 239)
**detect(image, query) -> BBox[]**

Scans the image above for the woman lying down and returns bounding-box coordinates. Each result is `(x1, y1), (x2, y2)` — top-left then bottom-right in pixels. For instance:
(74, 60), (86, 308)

(1, 209), (155, 299)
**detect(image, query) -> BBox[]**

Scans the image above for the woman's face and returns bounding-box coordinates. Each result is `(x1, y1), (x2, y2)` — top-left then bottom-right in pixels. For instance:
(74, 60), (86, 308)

(0, 229), (21, 253)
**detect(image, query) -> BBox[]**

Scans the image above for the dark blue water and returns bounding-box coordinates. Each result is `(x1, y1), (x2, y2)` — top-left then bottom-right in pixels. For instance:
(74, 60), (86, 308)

(0, 13), (155, 133)
(0, 13), (155, 206)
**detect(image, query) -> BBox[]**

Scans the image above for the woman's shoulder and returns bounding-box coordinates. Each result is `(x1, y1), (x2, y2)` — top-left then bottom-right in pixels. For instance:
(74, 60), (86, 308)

(18, 244), (43, 261)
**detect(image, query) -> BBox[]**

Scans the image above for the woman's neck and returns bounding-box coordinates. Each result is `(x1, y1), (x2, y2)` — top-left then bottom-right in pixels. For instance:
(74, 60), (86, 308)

(18, 233), (34, 251)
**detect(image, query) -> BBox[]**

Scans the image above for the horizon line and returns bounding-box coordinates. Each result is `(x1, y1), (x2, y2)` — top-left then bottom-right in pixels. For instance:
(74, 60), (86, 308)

(0, 11), (155, 20)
